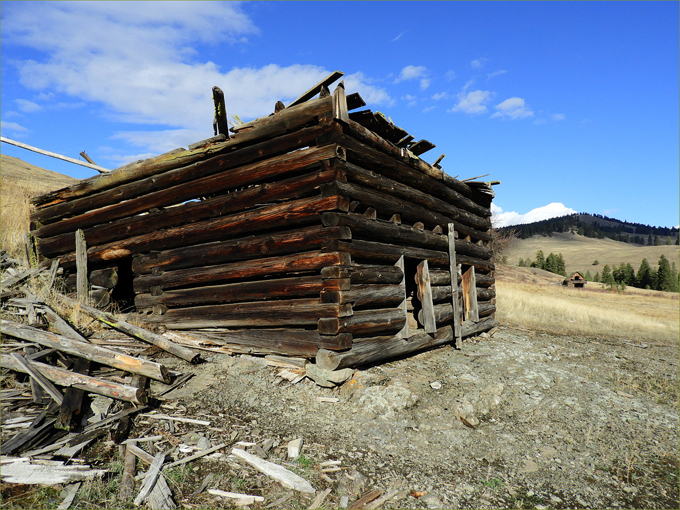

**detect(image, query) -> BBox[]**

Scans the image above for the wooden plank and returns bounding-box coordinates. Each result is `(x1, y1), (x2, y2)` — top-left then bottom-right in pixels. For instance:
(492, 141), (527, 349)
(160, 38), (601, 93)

(448, 224), (462, 344)
(332, 81), (350, 124)
(1, 320), (170, 383)
(143, 299), (352, 330)
(56, 358), (90, 431)
(231, 447), (316, 494)
(408, 139), (436, 156)
(134, 452), (166, 506)
(461, 265), (480, 322)
(10, 353), (64, 405)
(134, 250), (350, 294)
(132, 225), (350, 275)
(288, 70), (343, 107)
(1, 136), (110, 174)
(120, 444), (136, 500)
(395, 256), (410, 339)
(35, 143), (343, 250)
(416, 260), (436, 333)
(212, 86), (229, 137)
(75, 230), (88, 305)
(31, 96), (333, 209)
(57, 195), (350, 269)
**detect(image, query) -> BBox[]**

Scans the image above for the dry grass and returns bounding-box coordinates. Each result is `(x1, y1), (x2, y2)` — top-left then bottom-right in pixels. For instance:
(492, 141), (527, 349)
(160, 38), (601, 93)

(1, 155), (76, 259)
(496, 266), (679, 344)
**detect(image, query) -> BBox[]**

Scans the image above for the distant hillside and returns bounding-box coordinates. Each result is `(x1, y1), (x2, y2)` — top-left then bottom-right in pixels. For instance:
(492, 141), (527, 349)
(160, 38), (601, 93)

(505, 231), (679, 281)
(502, 213), (679, 246)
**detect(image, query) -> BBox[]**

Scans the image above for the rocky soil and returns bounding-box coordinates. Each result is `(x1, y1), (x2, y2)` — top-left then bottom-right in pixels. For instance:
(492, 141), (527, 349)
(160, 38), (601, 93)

(144, 326), (680, 509)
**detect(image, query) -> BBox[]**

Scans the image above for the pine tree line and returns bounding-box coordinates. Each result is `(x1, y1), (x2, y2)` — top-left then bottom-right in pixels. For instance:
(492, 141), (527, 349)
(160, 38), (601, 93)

(518, 250), (566, 276)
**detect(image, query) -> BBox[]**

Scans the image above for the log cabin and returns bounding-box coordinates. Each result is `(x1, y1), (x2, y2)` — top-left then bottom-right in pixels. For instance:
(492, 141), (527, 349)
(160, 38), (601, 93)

(29, 72), (499, 368)
(563, 271), (587, 288)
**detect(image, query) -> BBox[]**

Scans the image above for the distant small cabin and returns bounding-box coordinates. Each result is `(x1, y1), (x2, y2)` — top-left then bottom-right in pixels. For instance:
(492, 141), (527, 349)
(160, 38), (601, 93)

(563, 272), (586, 288)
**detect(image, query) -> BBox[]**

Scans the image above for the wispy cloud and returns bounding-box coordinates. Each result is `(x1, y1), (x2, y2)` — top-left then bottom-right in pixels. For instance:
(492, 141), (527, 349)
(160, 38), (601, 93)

(486, 69), (507, 80)
(2, 2), (391, 159)
(491, 202), (577, 228)
(392, 32), (404, 42)
(394, 65), (430, 90)
(491, 97), (534, 119)
(551, 113), (566, 121)
(470, 57), (490, 69)
(449, 81), (493, 114)
(1, 120), (29, 135)
(402, 94), (418, 107)
(445, 70), (456, 81)
(14, 99), (42, 113)
(432, 92), (449, 101)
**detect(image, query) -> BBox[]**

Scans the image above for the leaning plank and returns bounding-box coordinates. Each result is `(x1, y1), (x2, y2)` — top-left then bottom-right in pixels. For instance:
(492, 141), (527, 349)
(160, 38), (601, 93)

(0, 457), (107, 485)
(416, 260), (437, 334)
(447, 224), (462, 344)
(10, 353), (64, 405)
(62, 297), (199, 364)
(1, 267), (40, 289)
(288, 70), (343, 107)
(120, 444), (136, 500)
(56, 358), (90, 431)
(231, 448), (316, 494)
(57, 482), (81, 510)
(1, 320), (170, 383)
(134, 452), (166, 506)
(75, 229), (88, 305)
(461, 266), (479, 322)
(147, 474), (176, 510)
(39, 305), (89, 343)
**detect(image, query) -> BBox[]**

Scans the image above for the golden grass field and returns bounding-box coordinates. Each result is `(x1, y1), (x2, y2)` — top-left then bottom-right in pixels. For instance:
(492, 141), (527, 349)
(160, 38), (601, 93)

(506, 231), (679, 276)
(496, 265), (680, 344)
(1, 154), (76, 259)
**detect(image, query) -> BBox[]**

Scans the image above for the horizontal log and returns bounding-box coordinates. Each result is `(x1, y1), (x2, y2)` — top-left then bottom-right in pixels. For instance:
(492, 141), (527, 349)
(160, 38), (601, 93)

(320, 264), (403, 284)
(172, 330), (351, 356)
(317, 318), (498, 370)
(419, 302), (453, 325)
(132, 225), (350, 275)
(0, 320), (170, 383)
(57, 195), (350, 268)
(134, 250), (351, 294)
(90, 267), (118, 288)
(326, 181), (455, 229)
(320, 284), (404, 308)
(430, 285), (494, 302)
(477, 288), (496, 301)
(0, 355), (147, 405)
(142, 299), (352, 330)
(136, 276), (327, 309)
(476, 273), (495, 287)
(318, 308), (405, 336)
(33, 145), (340, 245)
(338, 239), (449, 266)
(337, 132), (490, 219)
(456, 254), (495, 273)
(322, 212), (448, 251)
(38, 161), (344, 257)
(478, 302), (496, 318)
(31, 96), (334, 209)
(430, 269), (454, 286)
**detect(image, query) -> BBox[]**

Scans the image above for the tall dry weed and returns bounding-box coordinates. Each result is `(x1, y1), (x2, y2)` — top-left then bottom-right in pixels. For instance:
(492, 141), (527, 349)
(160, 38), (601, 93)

(1, 182), (34, 260)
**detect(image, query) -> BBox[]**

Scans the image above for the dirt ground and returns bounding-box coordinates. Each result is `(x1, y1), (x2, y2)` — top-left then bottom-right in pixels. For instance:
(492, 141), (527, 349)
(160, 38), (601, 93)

(143, 326), (679, 509)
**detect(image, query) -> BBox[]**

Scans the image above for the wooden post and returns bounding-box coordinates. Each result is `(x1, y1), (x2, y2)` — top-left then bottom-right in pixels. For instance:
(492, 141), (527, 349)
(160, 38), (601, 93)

(75, 229), (88, 305)
(212, 86), (229, 138)
(23, 233), (36, 268)
(416, 260), (437, 334)
(447, 224), (462, 346)
(395, 256), (410, 339)
(461, 265), (479, 323)
(332, 81), (350, 124)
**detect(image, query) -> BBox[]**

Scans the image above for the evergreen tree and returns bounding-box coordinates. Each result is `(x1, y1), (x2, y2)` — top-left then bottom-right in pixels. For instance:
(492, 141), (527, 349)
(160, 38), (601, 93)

(637, 258), (654, 289)
(556, 253), (566, 276)
(593, 272), (600, 282)
(656, 255), (673, 291)
(585, 270), (593, 281)
(648, 234), (653, 246)
(624, 263), (636, 286)
(670, 262), (679, 293)
(666, 236), (672, 245)
(601, 264), (614, 287)
(518, 258), (525, 267)
(545, 253), (558, 274)
(612, 263), (625, 284)
(534, 250), (545, 270)
(654, 236), (661, 246)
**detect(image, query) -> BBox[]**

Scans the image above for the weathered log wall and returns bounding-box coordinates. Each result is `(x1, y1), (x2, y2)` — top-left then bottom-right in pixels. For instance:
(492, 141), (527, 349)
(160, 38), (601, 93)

(31, 80), (497, 365)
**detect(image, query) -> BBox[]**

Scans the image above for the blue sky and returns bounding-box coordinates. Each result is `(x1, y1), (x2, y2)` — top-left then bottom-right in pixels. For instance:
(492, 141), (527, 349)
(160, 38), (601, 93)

(1, 1), (678, 228)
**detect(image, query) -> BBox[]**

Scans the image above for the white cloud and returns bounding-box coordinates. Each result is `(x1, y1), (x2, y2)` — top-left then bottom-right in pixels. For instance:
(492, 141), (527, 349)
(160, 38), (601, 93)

(486, 69), (507, 80)
(449, 82), (493, 114)
(422, 106), (436, 113)
(470, 58), (489, 69)
(445, 70), (456, 81)
(14, 99), (42, 112)
(394, 65), (430, 89)
(392, 32), (404, 42)
(491, 97), (534, 120)
(2, 2), (391, 155)
(402, 94), (418, 107)
(432, 92), (449, 101)
(551, 113), (566, 121)
(1, 120), (29, 134)
(491, 202), (577, 228)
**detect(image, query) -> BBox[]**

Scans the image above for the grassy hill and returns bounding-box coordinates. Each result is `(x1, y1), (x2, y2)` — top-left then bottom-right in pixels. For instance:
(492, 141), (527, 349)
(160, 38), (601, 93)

(1, 154), (78, 258)
(506, 231), (680, 276)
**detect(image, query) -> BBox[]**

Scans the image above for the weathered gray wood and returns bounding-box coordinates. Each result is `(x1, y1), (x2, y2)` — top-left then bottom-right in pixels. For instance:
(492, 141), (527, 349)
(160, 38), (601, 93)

(212, 86), (229, 137)
(0, 354), (148, 404)
(134, 452), (166, 506)
(332, 81), (350, 124)
(395, 256), (410, 339)
(288, 70), (343, 108)
(1, 320), (170, 383)
(75, 230), (88, 305)
(448, 224), (462, 344)
(147, 474), (176, 510)
(120, 444), (137, 500)
(231, 448), (316, 494)
(461, 265), (480, 322)
(10, 353), (64, 405)
(416, 260), (436, 334)
(0, 457), (107, 485)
